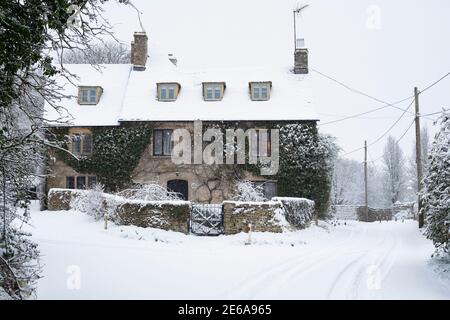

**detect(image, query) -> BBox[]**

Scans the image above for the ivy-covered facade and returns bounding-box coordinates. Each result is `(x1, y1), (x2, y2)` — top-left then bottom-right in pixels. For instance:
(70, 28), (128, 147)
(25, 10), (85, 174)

(46, 119), (335, 216)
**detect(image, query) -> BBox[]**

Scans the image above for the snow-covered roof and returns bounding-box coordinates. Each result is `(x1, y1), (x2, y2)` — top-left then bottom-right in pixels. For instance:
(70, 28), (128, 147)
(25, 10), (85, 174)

(44, 47), (318, 126)
(44, 64), (132, 127)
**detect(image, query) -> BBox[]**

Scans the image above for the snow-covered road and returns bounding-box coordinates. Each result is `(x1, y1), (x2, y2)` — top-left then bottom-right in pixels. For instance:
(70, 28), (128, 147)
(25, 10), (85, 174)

(26, 209), (450, 300)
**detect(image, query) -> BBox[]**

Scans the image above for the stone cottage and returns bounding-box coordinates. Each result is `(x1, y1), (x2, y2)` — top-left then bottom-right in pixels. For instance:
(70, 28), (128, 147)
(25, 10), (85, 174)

(44, 31), (318, 203)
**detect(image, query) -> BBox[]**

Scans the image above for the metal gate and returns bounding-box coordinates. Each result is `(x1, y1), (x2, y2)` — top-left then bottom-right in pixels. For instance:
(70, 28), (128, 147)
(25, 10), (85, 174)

(190, 203), (224, 236)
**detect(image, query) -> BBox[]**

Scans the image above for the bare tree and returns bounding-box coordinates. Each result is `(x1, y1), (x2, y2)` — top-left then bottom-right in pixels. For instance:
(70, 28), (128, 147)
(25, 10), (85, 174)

(62, 41), (131, 64)
(331, 158), (364, 205)
(405, 126), (431, 201)
(382, 136), (406, 205)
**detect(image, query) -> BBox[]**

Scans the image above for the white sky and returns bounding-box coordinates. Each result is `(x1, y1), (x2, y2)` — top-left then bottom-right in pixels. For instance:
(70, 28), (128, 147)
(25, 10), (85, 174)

(100, 0), (450, 163)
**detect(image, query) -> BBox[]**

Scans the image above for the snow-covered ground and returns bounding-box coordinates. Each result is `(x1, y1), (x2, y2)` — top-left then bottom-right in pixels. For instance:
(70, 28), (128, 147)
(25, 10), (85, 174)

(24, 205), (450, 300)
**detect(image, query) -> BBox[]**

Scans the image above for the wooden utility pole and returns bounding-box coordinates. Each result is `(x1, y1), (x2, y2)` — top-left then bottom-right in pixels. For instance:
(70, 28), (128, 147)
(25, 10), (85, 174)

(415, 87), (424, 228)
(364, 140), (369, 222)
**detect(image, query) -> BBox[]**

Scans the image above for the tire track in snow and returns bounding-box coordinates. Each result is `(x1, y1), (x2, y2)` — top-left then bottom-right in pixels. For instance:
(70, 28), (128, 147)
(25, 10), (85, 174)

(222, 223), (362, 299)
(326, 224), (400, 299)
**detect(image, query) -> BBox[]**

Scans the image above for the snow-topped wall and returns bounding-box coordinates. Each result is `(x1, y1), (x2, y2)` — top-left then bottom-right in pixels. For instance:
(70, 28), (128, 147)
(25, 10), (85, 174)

(48, 189), (315, 235)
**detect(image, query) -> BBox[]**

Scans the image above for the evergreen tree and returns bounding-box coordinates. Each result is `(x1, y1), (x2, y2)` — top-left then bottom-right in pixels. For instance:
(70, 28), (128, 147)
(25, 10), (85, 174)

(422, 111), (450, 254)
(277, 123), (338, 217)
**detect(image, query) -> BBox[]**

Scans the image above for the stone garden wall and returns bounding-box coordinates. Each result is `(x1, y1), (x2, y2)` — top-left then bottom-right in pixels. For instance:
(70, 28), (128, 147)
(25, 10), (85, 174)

(48, 188), (82, 211)
(222, 201), (286, 234)
(115, 201), (190, 233)
(48, 189), (315, 235)
(47, 188), (191, 234)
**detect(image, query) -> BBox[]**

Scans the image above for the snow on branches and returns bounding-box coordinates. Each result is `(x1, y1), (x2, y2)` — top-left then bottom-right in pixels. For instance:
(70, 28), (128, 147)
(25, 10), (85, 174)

(234, 180), (266, 202)
(422, 110), (450, 255)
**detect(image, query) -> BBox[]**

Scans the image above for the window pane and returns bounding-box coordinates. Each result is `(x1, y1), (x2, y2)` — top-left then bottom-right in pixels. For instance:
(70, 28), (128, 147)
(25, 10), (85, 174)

(264, 182), (277, 199)
(214, 88), (221, 99)
(66, 176), (75, 189)
(154, 130), (163, 155)
(81, 90), (88, 102)
(160, 88), (167, 100)
(168, 87), (175, 99)
(206, 88), (213, 99)
(253, 87), (260, 99)
(261, 86), (268, 99)
(89, 89), (96, 103)
(72, 135), (81, 154)
(82, 134), (92, 154)
(76, 176), (86, 189)
(163, 130), (172, 155)
(88, 176), (97, 188)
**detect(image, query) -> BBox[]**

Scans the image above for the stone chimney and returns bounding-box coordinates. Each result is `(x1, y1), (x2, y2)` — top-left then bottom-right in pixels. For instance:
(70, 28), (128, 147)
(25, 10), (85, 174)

(294, 39), (308, 74)
(131, 31), (148, 70)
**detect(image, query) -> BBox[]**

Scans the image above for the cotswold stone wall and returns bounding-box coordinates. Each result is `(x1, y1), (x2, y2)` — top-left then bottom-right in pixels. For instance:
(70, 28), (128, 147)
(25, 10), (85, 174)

(115, 201), (190, 234)
(48, 189), (315, 235)
(47, 189), (190, 234)
(47, 188), (81, 210)
(222, 201), (286, 234)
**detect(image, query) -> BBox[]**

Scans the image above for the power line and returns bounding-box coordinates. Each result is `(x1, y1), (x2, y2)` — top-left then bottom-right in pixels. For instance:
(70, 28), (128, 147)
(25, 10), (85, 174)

(312, 67), (448, 124)
(361, 118), (416, 165)
(396, 118), (416, 144)
(420, 72), (450, 93)
(420, 108), (449, 117)
(318, 100), (413, 126)
(311, 67), (416, 115)
(340, 98), (415, 157)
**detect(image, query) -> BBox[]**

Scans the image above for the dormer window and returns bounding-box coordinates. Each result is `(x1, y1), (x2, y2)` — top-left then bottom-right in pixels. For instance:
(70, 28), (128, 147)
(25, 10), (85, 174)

(78, 86), (102, 105)
(202, 82), (225, 101)
(249, 82), (272, 101)
(157, 83), (180, 101)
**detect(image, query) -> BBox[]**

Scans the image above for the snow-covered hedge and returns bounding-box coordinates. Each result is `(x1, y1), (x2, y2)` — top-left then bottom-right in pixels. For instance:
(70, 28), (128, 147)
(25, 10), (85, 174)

(272, 197), (315, 229)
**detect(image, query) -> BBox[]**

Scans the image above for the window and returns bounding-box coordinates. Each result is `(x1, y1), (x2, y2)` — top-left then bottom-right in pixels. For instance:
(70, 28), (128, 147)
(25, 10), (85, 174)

(249, 129), (271, 157)
(76, 176), (86, 189)
(203, 82), (225, 101)
(66, 176), (96, 189)
(157, 83), (180, 101)
(70, 133), (92, 156)
(71, 135), (81, 154)
(82, 134), (92, 154)
(253, 181), (277, 200)
(87, 176), (97, 188)
(249, 82), (271, 101)
(168, 87), (175, 100)
(66, 176), (75, 189)
(78, 86), (101, 105)
(153, 129), (173, 156)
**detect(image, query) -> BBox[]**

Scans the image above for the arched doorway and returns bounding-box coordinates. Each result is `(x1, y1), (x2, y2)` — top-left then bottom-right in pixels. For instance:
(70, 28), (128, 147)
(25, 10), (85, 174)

(167, 179), (188, 201)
